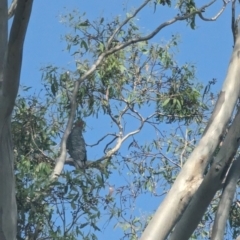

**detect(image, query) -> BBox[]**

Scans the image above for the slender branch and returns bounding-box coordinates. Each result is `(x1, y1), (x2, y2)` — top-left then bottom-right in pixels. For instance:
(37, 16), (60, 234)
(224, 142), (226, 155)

(55, 200), (64, 226)
(31, 134), (54, 164)
(180, 129), (189, 167)
(87, 133), (117, 147)
(105, 0), (218, 56)
(65, 205), (84, 234)
(197, 0), (229, 21)
(104, 136), (118, 154)
(107, 104), (122, 127)
(51, 80), (81, 178)
(8, 0), (18, 19)
(211, 157), (240, 240)
(107, 0), (151, 48)
(92, 115), (153, 164)
(160, 152), (181, 168)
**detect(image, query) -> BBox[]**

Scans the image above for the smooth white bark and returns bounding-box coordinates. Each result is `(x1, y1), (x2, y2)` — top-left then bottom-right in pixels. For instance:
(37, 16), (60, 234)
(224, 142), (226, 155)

(170, 107), (240, 239)
(211, 158), (240, 240)
(141, 24), (240, 240)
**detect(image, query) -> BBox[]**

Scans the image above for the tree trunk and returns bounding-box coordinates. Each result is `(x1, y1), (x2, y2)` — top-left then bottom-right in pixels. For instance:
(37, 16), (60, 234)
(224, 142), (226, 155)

(0, 117), (17, 240)
(0, 0), (33, 238)
(211, 158), (240, 240)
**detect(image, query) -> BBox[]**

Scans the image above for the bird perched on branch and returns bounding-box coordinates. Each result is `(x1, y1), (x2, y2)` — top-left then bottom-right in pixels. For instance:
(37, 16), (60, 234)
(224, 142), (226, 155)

(67, 120), (87, 169)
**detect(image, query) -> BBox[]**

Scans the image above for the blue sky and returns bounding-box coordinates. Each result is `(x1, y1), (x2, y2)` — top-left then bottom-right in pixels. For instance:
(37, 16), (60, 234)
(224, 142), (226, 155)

(13, 0), (239, 239)
(21, 0), (234, 91)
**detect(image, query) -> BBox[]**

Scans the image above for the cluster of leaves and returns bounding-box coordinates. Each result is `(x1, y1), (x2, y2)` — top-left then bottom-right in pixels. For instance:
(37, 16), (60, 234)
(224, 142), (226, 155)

(43, 36), (204, 126)
(177, 0), (197, 29)
(156, 60), (204, 124)
(13, 93), (114, 239)
(13, 94), (56, 239)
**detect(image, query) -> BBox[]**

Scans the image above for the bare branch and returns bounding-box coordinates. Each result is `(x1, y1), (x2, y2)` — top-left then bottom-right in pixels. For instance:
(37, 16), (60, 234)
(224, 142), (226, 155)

(52, 55), (106, 178)
(31, 134), (55, 164)
(107, 112), (157, 156)
(180, 129), (189, 167)
(106, 0), (218, 56)
(211, 157), (240, 240)
(91, 114), (156, 165)
(104, 135), (118, 154)
(197, 0), (229, 21)
(160, 152), (181, 168)
(87, 133), (118, 147)
(106, 103), (122, 128)
(8, 0), (17, 19)
(107, 0), (151, 48)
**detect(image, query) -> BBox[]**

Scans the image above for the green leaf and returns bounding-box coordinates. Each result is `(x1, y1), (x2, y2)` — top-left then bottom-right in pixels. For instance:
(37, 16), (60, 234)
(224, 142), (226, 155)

(162, 98), (171, 107)
(100, 17), (104, 24)
(81, 40), (88, 52)
(80, 222), (88, 229)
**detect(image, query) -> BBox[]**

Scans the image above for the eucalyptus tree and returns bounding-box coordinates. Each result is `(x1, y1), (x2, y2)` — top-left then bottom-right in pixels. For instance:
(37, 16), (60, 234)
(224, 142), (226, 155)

(1, 0), (237, 239)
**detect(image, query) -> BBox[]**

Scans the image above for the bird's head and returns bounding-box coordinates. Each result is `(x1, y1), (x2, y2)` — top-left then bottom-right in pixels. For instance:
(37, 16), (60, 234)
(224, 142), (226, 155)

(74, 120), (85, 129)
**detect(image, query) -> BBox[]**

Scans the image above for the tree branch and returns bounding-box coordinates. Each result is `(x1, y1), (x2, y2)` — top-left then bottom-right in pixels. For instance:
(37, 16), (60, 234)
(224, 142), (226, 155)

(197, 0), (229, 21)
(169, 107), (240, 240)
(8, 0), (18, 19)
(52, 56), (106, 178)
(211, 157), (240, 240)
(87, 133), (118, 147)
(106, 0), (218, 56)
(107, 0), (151, 48)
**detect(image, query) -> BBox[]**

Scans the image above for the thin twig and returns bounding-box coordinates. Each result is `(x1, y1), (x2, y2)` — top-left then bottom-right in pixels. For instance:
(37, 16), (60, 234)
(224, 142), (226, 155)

(8, 0), (18, 19)
(104, 0), (218, 56)
(198, 0), (229, 21)
(87, 133), (118, 147)
(107, 0), (151, 48)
